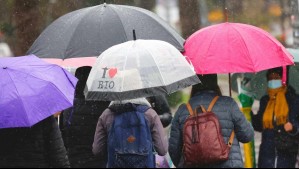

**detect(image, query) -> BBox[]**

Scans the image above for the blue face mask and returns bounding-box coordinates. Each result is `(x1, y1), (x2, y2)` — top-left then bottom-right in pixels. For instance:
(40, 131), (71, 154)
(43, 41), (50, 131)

(268, 80), (282, 89)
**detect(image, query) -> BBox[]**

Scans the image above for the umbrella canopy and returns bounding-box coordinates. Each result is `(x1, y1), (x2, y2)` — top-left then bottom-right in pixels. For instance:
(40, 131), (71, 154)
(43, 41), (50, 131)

(0, 55), (78, 129)
(184, 22), (294, 74)
(232, 48), (299, 100)
(287, 48), (299, 62)
(85, 40), (199, 101)
(27, 3), (184, 67)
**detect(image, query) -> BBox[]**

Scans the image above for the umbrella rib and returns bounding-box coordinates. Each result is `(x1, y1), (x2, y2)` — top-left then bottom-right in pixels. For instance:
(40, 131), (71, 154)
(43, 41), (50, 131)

(64, 7), (97, 59)
(8, 67), (72, 106)
(109, 6), (129, 41)
(4, 70), (31, 126)
(191, 26), (219, 74)
(120, 42), (135, 93)
(130, 6), (185, 51)
(60, 67), (77, 88)
(144, 47), (167, 91)
(203, 27), (221, 74)
(231, 26), (255, 72)
(205, 28), (219, 55)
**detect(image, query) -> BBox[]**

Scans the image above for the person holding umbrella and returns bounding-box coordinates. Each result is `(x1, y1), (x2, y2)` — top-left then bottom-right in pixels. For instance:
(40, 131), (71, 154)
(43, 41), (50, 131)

(251, 67), (299, 168)
(60, 66), (110, 168)
(87, 39), (199, 168)
(0, 116), (71, 168)
(0, 55), (77, 168)
(93, 98), (168, 168)
(169, 74), (254, 168)
(60, 68), (172, 168)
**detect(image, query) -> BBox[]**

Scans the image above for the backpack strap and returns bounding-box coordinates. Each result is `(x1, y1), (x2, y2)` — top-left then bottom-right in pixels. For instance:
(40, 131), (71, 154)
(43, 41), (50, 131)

(206, 96), (235, 146)
(228, 131), (235, 147)
(187, 97), (235, 146)
(186, 103), (195, 116)
(207, 96), (220, 112)
(196, 96), (219, 114)
(187, 96), (220, 116)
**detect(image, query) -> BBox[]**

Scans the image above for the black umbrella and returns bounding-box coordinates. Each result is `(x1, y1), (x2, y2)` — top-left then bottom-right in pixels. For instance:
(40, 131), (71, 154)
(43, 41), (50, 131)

(27, 3), (184, 67)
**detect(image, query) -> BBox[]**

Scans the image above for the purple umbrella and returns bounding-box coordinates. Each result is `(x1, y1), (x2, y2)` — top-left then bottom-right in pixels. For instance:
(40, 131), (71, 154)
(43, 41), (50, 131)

(0, 55), (77, 129)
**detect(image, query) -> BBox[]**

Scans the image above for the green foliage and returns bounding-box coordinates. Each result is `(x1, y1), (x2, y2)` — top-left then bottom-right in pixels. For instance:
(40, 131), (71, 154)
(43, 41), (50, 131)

(0, 23), (14, 36)
(206, 0), (224, 10)
(167, 91), (190, 108)
(84, 0), (105, 7)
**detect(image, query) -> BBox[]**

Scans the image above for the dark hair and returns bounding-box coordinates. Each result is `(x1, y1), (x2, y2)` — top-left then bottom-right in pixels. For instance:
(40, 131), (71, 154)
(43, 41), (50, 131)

(190, 74), (222, 97)
(266, 66), (290, 84)
(75, 66), (92, 98)
(266, 67), (283, 81)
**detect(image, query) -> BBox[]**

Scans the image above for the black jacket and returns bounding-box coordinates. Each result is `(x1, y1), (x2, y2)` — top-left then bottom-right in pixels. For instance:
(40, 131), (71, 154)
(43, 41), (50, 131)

(0, 116), (70, 168)
(252, 88), (299, 133)
(251, 88), (299, 167)
(61, 99), (110, 168)
(147, 95), (172, 128)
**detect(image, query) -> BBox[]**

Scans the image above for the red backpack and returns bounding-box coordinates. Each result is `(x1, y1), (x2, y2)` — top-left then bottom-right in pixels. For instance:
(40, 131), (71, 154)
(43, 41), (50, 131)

(183, 96), (235, 166)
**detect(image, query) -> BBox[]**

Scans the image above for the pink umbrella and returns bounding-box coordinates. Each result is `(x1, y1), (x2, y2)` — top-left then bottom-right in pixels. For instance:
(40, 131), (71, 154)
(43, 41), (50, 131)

(184, 22), (294, 95)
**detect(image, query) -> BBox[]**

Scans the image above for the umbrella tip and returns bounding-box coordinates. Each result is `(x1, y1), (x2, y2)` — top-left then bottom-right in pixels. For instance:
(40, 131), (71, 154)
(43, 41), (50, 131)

(133, 29), (137, 40)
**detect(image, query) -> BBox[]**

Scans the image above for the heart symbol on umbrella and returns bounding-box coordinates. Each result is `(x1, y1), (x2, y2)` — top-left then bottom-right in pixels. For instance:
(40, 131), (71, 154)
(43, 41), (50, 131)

(109, 68), (118, 78)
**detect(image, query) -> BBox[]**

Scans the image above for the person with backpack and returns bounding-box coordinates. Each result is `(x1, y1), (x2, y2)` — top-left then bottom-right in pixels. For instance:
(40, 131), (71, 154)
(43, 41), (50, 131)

(169, 74), (254, 168)
(251, 67), (299, 168)
(92, 98), (168, 168)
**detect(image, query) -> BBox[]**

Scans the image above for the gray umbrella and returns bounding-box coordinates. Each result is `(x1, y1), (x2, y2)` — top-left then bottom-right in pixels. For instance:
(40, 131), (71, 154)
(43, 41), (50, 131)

(27, 3), (184, 67)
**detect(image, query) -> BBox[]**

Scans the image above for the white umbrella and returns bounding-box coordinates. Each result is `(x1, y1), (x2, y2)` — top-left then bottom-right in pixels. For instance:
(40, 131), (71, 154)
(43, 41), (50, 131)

(85, 40), (200, 101)
(0, 42), (13, 57)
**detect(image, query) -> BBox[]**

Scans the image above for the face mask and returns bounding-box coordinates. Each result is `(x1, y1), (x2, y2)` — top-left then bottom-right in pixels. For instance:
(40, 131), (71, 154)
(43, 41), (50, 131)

(268, 80), (282, 89)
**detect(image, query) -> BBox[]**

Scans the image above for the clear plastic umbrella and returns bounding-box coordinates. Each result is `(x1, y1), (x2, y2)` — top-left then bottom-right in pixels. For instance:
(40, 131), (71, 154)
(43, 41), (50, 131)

(85, 40), (200, 101)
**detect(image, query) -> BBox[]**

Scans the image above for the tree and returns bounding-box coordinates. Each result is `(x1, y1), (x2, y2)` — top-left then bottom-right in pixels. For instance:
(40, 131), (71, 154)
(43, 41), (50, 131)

(50, 0), (84, 21)
(113, 0), (135, 5)
(138, 0), (156, 11)
(0, 0), (15, 39)
(179, 0), (200, 39)
(226, 0), (243, 19)
(13, 0), (42, 56)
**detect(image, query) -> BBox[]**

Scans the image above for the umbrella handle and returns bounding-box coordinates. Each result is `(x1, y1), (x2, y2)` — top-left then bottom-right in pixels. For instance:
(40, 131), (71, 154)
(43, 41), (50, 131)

(282, 66), (287, 86)
(133, 30), (137, 40)
(229, 73), (232, 97)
